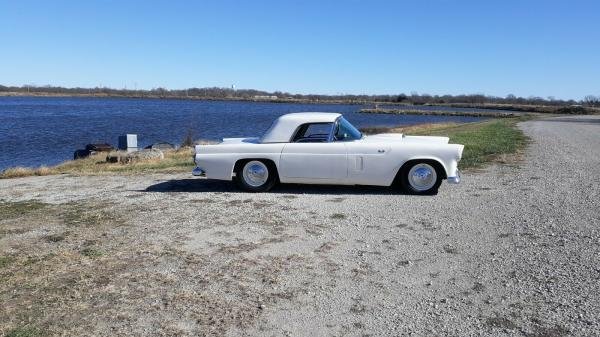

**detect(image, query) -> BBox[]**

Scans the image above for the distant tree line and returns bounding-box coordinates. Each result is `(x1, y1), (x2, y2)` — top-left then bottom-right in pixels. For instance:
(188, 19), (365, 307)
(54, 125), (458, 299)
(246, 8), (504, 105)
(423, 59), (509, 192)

(0, 84), (597, 106)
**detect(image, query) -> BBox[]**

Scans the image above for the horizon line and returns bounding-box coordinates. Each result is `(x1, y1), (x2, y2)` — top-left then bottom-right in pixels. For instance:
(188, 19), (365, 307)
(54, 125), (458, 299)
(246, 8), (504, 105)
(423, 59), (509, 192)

(0, 83), (589, 102)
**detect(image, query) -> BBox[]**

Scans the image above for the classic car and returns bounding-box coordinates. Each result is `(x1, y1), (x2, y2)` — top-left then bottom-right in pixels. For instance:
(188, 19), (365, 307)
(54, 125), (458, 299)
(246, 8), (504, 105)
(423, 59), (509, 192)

(193, 112), (463, 194)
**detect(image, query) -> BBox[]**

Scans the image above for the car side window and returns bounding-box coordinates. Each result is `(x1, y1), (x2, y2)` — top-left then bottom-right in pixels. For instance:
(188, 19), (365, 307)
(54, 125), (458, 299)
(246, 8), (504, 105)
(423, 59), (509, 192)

(292, 123), (333, 143)
(334, 118), (362, 141)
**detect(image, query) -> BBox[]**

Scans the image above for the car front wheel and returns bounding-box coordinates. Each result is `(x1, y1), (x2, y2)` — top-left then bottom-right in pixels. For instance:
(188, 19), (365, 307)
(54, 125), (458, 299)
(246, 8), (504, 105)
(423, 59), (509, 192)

(235, 160), (277, 192)
(400, 161), (442, 195)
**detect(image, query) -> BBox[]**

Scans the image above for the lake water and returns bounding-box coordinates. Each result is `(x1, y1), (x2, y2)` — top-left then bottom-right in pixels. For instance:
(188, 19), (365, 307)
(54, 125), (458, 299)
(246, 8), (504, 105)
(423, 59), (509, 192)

(0, 97), (487, 170)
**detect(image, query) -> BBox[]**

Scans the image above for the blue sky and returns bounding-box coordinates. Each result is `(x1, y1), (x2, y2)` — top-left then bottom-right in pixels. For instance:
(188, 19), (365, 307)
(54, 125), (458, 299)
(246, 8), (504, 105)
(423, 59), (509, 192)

(1, 0), (598, 100)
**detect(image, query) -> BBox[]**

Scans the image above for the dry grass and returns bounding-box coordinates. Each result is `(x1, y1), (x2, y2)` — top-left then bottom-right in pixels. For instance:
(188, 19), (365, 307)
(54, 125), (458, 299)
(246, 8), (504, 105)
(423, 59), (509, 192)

(0, 198), (308, 336)
(0, 200), (48, 219)
(5, 326), (42, 337)
(1, 148), (195, 179)
(1, 166), (53, 179)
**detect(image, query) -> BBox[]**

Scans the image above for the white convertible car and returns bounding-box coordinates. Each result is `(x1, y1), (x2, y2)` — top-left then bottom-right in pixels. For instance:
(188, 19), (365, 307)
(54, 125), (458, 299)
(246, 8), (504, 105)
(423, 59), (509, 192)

(193, 112), (463, 194)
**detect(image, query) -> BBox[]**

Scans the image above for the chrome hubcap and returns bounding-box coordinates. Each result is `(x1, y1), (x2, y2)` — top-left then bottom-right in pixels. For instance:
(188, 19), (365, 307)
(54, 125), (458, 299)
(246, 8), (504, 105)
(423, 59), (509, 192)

(242, 161), (269, 187)
(408, 163), (437, 191)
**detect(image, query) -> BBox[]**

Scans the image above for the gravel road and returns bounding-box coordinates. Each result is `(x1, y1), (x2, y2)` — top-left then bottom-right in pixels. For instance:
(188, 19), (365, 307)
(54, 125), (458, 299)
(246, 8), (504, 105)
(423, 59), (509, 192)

(1, 115), (599, 336)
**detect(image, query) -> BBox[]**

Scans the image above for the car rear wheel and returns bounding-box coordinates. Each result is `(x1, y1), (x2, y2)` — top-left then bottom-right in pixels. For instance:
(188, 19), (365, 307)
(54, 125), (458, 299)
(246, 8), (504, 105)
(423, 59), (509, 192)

(235, 160), (277, 192)
(400, 161), (442, 195)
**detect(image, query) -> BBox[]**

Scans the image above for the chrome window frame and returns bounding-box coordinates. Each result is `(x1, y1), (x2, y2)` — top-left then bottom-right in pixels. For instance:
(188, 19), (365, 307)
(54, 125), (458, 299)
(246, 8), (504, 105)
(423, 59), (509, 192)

(332, 116), (362, 142)
(327, 117), (342, 142)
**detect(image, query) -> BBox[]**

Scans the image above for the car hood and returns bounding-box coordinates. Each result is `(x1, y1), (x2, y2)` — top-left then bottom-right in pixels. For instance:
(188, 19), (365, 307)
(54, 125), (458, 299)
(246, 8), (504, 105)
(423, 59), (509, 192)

(362, 133), (450, 144)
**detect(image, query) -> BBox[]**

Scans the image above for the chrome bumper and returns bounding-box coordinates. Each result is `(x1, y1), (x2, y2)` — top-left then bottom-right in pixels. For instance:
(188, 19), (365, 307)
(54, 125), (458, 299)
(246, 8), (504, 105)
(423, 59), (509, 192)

(447, 170), (461, 184)
(192, 167), (206, 177)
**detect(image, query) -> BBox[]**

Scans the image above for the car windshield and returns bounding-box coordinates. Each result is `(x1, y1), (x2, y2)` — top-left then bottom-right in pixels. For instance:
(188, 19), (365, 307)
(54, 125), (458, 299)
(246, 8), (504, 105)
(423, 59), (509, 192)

(334, 117), (362, 141)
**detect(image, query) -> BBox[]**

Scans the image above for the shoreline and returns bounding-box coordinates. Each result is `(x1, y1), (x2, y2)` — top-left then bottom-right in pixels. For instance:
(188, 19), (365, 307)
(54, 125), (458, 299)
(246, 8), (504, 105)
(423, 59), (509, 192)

(2, 92), (598, 114)
(423, 102), (600, 114)
(1, 118), (528, 178)
(359, 108), (523, 118)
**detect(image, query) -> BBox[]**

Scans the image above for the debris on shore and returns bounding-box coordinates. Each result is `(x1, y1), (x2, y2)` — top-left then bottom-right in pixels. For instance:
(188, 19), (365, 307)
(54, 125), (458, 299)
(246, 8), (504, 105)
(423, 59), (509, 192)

(106, 148), (164, 164)
(73, 143), (115, 160)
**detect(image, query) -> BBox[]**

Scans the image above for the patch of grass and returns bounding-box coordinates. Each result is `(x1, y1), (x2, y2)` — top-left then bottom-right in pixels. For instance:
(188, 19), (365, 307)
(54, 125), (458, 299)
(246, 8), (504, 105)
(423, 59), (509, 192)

(22, 254), (55, 266)
(80, 247), (103, 257)
(0, 200), (48, 219)
(0, 166), (52, 178)
(420, 118), (529, 169)
(0, 255), (16, 268)
(1, 148), (196, 179)
(484, 315), (518, 330)
(6, 326), (42, 337)
(363, 117), (530, 169)
(61, 202), (120, 228)
(0, 200), (129, 335)
(44, 233), (66, 242)
(330, 213), (347, 220)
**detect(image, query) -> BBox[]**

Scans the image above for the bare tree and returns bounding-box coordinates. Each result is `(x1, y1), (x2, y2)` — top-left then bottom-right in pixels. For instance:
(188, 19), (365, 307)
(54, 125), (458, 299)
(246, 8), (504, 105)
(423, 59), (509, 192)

(583, 95), (600, 107)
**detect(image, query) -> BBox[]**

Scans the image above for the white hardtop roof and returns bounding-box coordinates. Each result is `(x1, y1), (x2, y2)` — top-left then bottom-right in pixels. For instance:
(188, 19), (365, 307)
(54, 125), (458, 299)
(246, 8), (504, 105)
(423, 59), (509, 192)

(261, 112), (342, 143)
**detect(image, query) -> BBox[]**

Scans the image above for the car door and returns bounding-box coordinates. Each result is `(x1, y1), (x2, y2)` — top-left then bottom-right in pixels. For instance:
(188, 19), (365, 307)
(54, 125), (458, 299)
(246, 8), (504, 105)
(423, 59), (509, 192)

(345, 141), (393, 186)
(280, 142), (348, 182)
(279, 122), (348, 183)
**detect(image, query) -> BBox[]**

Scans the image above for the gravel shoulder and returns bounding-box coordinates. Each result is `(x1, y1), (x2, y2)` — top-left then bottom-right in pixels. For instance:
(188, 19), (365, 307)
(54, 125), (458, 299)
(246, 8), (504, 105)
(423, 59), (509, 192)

(1, 115), (599, 336)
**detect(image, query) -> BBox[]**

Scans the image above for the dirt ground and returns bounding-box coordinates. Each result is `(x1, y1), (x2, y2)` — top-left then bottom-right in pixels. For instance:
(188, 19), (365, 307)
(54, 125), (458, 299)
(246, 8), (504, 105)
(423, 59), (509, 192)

(1, 116), (599, 336)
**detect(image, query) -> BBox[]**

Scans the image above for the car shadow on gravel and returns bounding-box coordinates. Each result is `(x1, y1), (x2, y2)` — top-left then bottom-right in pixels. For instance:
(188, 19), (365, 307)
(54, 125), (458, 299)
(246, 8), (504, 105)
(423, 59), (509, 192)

(143, 179), (413, 195)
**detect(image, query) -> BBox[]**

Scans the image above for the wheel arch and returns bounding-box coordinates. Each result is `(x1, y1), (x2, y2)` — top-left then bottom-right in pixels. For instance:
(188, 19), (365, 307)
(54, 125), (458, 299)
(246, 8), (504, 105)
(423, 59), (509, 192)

(232, 158), (280, 181)
(392, 158), (448, 186)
